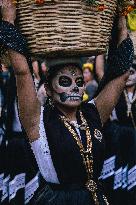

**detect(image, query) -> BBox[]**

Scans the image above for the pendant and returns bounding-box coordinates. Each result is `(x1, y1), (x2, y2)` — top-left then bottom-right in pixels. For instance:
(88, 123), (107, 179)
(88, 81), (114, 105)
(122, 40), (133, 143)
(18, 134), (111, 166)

(86, 180), (99, 205)
(86, 179), (97, 192)
(94, 129), (102, 142)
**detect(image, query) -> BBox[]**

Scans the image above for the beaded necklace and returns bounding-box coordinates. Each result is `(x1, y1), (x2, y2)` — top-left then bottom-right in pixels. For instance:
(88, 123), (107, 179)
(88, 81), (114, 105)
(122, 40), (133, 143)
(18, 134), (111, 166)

(60, 111), (109, 205)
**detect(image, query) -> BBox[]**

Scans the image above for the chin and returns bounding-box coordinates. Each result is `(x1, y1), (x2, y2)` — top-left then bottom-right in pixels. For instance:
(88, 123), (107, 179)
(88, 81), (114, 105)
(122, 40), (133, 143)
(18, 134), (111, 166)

(61, 100), (82, 108)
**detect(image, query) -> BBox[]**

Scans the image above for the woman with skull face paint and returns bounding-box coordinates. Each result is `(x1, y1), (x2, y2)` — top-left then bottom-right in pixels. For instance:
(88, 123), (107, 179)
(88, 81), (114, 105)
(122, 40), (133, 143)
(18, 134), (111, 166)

(115, 60), (136, 128)
(100, 59), (136, 205)
(0, 1), (134, 205)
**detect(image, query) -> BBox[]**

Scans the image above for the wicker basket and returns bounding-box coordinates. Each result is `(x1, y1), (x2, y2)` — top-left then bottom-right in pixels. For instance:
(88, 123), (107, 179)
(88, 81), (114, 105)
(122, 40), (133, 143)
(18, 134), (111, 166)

(17, 0), (118, 57)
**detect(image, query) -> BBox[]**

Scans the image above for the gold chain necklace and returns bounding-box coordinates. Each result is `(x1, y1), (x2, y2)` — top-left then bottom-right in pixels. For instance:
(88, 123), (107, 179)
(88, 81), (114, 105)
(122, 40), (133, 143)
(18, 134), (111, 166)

(60, 111), (109, 205)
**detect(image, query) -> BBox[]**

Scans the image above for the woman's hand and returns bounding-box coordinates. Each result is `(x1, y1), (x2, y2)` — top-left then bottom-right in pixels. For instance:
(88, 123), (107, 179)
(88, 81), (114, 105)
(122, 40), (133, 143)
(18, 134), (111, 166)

(1, 0), (16, 25)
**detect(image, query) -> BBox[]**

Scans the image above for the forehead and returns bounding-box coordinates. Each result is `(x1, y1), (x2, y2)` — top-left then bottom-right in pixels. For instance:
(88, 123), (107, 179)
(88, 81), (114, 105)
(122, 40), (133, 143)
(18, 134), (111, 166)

(56, 65), (82, 77)
(83, 68), (91, 72)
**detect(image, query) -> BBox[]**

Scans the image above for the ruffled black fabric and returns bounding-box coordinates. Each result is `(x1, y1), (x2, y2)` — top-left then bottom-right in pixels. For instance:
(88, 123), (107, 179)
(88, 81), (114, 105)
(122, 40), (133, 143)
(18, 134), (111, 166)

(0, 21), (27, 56)
(0, 21), (33, 73)
(95, 14), (134, 96)
(96, 36), (134, 95)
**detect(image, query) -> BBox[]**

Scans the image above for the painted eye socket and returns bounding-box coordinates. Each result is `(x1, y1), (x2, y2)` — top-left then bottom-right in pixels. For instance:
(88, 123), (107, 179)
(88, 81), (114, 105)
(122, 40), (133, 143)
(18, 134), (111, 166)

(76, 77), (84, 87)
(59, 76), (72, 87)
(130, 69), (135, 75)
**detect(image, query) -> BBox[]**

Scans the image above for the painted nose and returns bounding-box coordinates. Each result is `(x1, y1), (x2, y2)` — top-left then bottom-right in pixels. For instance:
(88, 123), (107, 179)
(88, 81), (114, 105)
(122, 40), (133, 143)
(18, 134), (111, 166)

(72, 86), (79, 93)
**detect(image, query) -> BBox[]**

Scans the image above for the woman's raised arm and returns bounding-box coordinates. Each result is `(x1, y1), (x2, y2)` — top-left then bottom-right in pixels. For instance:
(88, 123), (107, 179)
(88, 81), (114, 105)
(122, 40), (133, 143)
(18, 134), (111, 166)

(1, 0), (40, 142)
(95, 16), (134, 125)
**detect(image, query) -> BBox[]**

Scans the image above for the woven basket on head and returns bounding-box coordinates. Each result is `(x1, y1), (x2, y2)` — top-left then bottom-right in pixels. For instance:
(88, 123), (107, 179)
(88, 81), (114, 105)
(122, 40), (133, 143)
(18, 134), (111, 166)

(17, 0), (118, 57)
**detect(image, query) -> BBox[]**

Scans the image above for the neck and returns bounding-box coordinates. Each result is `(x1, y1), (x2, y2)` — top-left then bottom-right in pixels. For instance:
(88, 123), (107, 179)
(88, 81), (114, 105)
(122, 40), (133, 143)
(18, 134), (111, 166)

(56, 104), (77, 121)
(126, 85), (135, 93)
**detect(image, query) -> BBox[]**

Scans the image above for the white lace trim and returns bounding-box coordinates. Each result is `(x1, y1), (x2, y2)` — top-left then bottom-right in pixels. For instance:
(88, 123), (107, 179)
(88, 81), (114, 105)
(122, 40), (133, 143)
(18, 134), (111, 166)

(128, 165), (136, 190)
(25, 173), (39, 204)
(0, 173), (4, 191)
(100, 156), (116, 179)
(88, 99), (95, 105)
(31, 106), (59, 184)
(122, 166), (128, 189)
(101, 162), (136, 190)
(1, 175), (10, 202)
(114, 168), (123, 190)
(9, 173), (26, 201)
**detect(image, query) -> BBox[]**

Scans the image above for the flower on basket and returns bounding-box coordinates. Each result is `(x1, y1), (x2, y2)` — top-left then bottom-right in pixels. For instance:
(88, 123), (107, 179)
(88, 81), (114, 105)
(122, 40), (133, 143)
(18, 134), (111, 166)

(97, 4), (106, 11)
(35, 0), (45, 5)
(118, 0), (136, 16)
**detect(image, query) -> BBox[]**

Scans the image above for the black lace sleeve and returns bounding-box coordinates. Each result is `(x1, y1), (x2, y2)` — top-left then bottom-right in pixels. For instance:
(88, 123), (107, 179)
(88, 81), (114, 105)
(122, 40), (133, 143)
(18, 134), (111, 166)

(96, 15), (134, 96)
(0, 21), (33, 73)
(0, 21), (28, 56)
(96, 36), (134, 95)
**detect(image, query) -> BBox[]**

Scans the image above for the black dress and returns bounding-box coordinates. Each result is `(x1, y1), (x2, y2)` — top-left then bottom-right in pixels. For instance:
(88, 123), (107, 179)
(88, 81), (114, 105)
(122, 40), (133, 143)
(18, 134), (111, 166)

(101, 90), (136, 205)
(33, 102), (108, 205)
(1, 70), (40, 205)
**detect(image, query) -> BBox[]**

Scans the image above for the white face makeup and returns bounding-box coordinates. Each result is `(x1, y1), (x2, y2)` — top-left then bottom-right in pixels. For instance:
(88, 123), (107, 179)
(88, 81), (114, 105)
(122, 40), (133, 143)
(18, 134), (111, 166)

(50, 66), (85, 108)
(126, 68), (136, 87)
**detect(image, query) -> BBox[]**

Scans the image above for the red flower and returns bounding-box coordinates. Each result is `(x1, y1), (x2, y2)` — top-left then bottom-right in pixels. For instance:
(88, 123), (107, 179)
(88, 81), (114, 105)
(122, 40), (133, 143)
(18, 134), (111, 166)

(35, 0), (45, 5)
(97, 4), (106, 11)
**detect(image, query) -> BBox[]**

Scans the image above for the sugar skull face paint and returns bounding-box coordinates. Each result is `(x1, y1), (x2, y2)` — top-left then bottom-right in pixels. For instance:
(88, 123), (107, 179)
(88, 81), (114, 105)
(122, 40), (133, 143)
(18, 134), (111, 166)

(50, 65), (85, 108)
(126, 68), (136, 87)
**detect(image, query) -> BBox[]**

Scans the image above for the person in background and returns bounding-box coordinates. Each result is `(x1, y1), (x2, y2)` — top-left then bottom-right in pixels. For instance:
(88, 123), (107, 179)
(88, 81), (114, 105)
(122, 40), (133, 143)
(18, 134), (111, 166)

(83, 61), (98, 101)
(37, 82), (47, 106)
(41, 61), (47, 76)
(0, 57), (10, 118)
(32, 60), (41, 90)
(100, 58), (136, 205)
(32, 59), (47, 105)
(0, 66), (40, 205)
(95, 54), (105, 81)
(0, 61), (9, 205)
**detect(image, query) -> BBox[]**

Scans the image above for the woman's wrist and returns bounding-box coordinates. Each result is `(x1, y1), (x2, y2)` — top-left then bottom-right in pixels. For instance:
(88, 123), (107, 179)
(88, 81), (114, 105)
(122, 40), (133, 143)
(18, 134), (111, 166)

(118, 30), (128, 46)
(2, 18), (15, 25)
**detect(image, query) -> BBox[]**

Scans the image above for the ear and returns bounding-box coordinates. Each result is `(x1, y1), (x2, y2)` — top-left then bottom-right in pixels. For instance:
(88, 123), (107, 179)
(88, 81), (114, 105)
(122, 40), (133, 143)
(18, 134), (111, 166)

(44, 83), (52, 97)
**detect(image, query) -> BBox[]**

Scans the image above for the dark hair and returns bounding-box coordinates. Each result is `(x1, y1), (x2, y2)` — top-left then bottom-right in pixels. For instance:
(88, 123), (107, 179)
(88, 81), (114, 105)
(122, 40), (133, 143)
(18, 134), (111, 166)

(132, 63), (136, 70)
